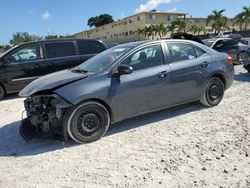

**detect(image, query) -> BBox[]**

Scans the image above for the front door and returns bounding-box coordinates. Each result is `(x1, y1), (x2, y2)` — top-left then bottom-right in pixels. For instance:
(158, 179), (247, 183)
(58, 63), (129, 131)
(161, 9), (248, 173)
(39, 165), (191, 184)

(112, 44), (172, 119)
(3, 43), (46, 92)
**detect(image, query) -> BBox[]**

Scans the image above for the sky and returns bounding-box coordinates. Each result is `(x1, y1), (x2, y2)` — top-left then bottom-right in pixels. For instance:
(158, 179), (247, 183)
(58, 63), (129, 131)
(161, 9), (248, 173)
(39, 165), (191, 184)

(0, 0), (249, 44)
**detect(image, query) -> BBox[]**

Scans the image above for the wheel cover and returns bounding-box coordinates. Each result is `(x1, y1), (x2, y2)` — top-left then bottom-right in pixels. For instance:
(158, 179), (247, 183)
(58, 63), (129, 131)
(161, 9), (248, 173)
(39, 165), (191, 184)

(76, 110), (102, 137)
(208, 84), (221, 102)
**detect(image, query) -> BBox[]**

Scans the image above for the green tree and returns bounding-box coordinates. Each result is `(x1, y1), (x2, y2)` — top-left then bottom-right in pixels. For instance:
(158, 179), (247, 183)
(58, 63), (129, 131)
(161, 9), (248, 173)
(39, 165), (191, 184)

(208, 9), (228, 34)
(188, 25), (199, 35)
(234, 5), (250, 30)
(165, 24), (176, 34)
(135, 28), (147, 39)
(87, 14), (114, 28)
(171, 18), (187, 32)
(10, 32), (42, 45)
(44, 34), (72, 40)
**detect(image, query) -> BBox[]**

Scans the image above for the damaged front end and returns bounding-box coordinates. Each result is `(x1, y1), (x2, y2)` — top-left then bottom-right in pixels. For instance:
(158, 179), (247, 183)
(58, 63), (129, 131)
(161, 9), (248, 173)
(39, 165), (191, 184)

(20, 94), (72, 141)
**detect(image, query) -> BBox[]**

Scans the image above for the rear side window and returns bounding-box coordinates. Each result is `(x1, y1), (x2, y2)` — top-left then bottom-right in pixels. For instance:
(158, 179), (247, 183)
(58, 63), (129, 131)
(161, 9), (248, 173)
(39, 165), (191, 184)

(167, 43), (197, 63)
(78, 40), (106, 55)
(45, 42), (75, 58)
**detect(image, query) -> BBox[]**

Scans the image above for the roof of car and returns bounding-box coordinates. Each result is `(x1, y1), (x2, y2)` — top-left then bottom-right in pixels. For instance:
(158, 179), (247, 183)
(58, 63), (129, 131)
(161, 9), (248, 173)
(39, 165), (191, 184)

(115, 39), (203, 49)
(17, 38), (105, 46)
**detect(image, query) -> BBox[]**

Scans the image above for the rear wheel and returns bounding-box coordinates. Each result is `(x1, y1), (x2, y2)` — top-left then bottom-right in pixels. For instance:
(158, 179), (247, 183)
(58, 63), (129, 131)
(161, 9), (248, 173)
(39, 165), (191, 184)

(201, 77), (225, 107)
(67, 102), (110, 144)
(238, 52), (249, 65)
(0, 85), (5, 101)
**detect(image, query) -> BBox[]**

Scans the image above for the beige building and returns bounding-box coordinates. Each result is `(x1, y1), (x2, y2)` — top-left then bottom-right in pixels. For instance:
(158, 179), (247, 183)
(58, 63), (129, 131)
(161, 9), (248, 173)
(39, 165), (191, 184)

(74, 11), (186, 45)
(74, 11), (249, 45)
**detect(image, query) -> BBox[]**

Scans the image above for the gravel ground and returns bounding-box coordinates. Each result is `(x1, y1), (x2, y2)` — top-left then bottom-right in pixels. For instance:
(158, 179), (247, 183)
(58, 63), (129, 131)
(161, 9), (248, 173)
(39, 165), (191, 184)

(0, 66), (249, 188)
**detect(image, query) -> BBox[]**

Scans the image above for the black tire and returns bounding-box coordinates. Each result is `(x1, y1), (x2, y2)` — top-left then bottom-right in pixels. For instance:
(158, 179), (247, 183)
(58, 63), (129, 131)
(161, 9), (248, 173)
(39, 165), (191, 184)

(246, 65), (250, 73)
(67, 102), (110, 144)
(0, 85), (5, 101)
(201, 77), (225, 107)
(238, 52), (249, 65)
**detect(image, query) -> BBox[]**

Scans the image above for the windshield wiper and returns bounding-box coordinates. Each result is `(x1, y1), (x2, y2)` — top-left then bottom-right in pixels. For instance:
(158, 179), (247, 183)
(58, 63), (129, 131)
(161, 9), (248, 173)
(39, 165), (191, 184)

(71, 69), (88, 74)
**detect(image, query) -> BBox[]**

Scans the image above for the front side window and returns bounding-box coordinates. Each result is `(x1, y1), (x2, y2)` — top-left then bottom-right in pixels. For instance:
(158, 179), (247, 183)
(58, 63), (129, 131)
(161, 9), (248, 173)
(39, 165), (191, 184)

(122, 45), (164, 71)
(45, 42), (75, 58)
(8, 44), (41, 63)
(167, 43), (197, 63)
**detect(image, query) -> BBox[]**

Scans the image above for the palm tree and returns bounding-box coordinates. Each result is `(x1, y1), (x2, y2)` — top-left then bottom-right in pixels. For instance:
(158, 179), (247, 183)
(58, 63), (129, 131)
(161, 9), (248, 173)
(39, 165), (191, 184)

(234, 6), (250, 30)
(171, 18), (187, 32)
(207, 9), (228, 34)
(135, 28), (146, 39)
(165, 24), (176, 35)
(197, 25), (207, 35)
(188, 25), (199, 35)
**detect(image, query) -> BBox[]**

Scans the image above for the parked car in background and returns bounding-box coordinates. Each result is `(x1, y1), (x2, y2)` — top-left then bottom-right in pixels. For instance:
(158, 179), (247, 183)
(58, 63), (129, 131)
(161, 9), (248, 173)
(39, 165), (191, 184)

(171, 33), (250, 65)
(19, 39), (234, 143)
(0, 39), (108, 100)
(241, 37), (250, 47)
(202, 38), (249, 65)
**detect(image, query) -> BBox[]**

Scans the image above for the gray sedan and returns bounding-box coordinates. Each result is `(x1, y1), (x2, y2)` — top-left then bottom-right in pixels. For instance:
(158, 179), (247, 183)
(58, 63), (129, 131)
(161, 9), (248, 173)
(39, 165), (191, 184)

(19, 40), (235, 143)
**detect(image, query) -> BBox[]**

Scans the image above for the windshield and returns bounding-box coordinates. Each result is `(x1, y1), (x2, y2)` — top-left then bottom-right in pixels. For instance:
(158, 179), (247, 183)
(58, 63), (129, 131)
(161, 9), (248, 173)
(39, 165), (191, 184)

(203, 40), (215, 47)
(74, 46), (131, 73)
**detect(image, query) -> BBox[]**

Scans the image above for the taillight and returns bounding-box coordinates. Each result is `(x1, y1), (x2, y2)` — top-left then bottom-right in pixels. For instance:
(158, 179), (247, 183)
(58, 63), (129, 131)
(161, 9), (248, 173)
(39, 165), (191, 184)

(226, 56), (233, 64)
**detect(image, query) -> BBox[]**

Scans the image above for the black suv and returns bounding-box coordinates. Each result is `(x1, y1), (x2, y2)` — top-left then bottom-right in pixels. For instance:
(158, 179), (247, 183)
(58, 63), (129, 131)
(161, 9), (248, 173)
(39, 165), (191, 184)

(0, 39), (107, 100)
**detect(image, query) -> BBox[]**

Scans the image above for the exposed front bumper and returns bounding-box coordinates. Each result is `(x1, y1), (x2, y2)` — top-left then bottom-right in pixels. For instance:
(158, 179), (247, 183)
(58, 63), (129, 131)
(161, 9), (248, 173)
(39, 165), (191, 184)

(20, 94), (72, 141)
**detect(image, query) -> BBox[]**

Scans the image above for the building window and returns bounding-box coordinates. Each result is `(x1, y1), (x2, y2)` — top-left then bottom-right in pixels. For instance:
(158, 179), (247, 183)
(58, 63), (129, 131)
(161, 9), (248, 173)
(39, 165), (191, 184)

(149, 15), (156, 21)
(129, 31), (134, 35)
(125, 32), (128, 36)
(124, 21), (128, 25)
(137, 16), (141, 21)
(167, 15), (173, 21)
(129, 19), (133, 23)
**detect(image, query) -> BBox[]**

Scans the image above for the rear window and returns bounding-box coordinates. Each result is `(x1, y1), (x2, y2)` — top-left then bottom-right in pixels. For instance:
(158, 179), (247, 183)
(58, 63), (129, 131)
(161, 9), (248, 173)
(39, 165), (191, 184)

(77, 40), (106, 55)
(45, 42), (75, 58)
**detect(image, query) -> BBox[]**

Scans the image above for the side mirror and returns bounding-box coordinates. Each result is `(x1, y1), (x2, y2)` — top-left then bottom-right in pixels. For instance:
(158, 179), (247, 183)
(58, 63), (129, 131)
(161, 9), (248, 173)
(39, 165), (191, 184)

(117, 64), (133, 75)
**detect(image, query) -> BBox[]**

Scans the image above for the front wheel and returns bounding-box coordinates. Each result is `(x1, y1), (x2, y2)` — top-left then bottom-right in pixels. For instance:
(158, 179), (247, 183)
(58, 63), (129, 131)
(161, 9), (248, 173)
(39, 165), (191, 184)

(200, 77), (225, 107)
(67, 102), (110, 144)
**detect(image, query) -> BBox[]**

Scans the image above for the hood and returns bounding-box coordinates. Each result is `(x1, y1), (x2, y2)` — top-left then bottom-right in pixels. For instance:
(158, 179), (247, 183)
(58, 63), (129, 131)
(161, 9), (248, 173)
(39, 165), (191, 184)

(171, 32), (204, 45)
(19, 69), (88, 97)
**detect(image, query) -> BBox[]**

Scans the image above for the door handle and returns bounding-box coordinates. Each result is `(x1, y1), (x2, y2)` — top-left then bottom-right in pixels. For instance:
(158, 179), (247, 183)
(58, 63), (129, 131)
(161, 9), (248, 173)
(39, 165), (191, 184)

(201, 62), (210, 68)
(157, 71), (169, 78)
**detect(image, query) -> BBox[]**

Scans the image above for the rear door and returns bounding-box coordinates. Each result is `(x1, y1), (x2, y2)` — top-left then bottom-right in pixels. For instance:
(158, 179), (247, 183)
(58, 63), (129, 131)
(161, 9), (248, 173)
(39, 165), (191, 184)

(166, 42), (211, 104)
(3, 43), (46, 92)
(43, 41), (81, 74)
